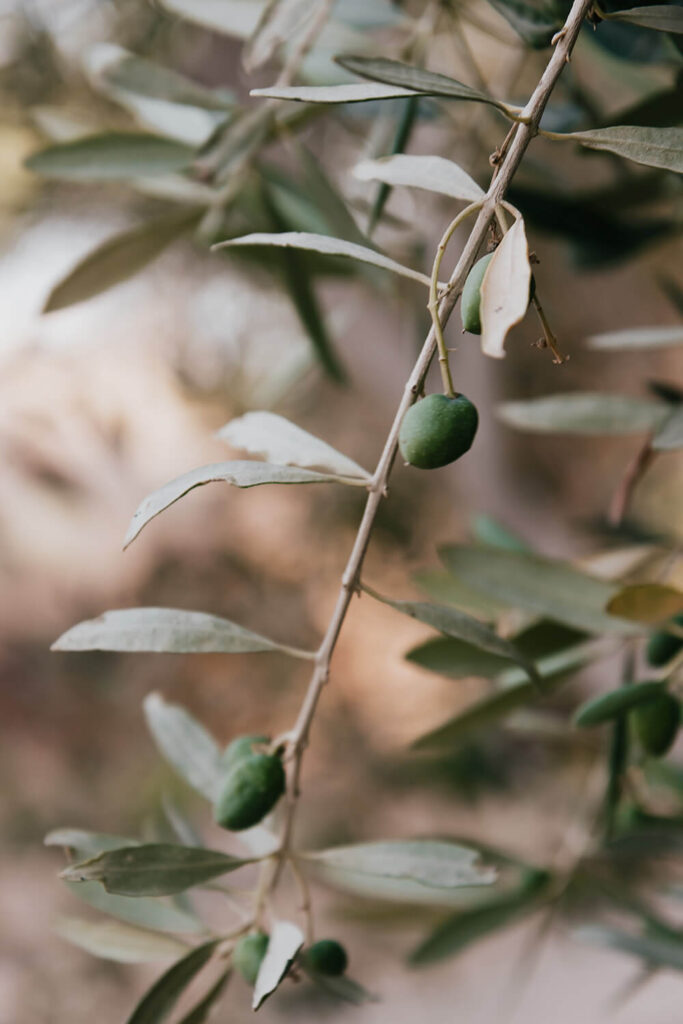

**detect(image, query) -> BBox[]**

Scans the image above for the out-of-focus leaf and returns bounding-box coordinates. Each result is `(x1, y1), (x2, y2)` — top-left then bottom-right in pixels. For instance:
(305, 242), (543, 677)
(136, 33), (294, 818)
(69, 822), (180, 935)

(367, 94), (419, 234)
(252, 921), (304, 1010)
(574, 681), (665, 727)
(52, 608), (311, 658)
(62, 844), (252, 897)
(413, 569), (510, 621)
(294, 143), (373, 247)
(43, 209), (199, 313)
(364, 586), (539, 682)
(410, 870), (551, 964)
(604, 78), (683, 128)
(659, 274), (683, 315)
(353, 153), (484, 203)
(486, 0), (562, 47)
(159, 0), (265, 39)
(576, 924), (683, 971)
(125, 939), (219, 1024)
(472, 514), (531, 552)
(46, 829), (140, 859)
(551, 125), (683, 174)
(439, 545), (639, 635)
(607, 584), (683, 624)
(335, 55), (519, 116)
(124, 461), (361, 548)
(305, 971), (377, 1003)
(55, 916), (189, 963)
(252, 82), (418, 102)
(95, 47), (234, 109)
(218, 412), (369, 479)
(480, 217), (532, 359)
(143, 693), (224, 802)
(177, 970), (230, 1024)
(213, 231), (433, 285)
(303, 840), (496, 890)
(653, 405), (683, 451)
(499, 393), (669, 435)
(25, 133), (196, 180)
(588, 325), (683, 350)
(245, 0), (317, 70)
(603, 5), (683, 33)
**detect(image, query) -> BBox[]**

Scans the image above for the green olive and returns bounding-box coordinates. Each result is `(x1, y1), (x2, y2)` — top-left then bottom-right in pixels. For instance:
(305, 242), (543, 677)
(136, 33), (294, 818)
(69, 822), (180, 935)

(223, 734), (270, 771)
(632, 693), (681, 757)
(646, 614), (683, 668)
(214, 753), (285, 830)
(303, 939), (348, 976)
(233, 932), (269, 985)
(461, 252), (536, 335)
(398, 393), (478, 469)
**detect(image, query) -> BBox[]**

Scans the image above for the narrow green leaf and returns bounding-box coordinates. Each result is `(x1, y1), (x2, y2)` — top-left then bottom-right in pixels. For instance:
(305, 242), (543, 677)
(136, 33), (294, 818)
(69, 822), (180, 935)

(574, 681), (665, 727)
(64, 881), (203, 933)
(555, 126), (683, 175)
(52, 608), (310, 657)
(101, 50), (234, 109)
(413, 569), (509, 621)
(603, 5), (683, 34)
(335, 55), (517, 116)
(498, 393), (669, 436)
(55, 916), (189, 963)
(124, 461), (357, 549)
(44, 209), (199, 313)
(159, 0), (263, 39)
(588, 325), (683, 350)
(305, 971), (377, 1004)
(294, 143), (373, 248)
(606, 584), (683, 625)
(364, 585), (539, 683)
(61, 844), (252, 897)
(126, 940), (219, 1024)
(413, 680), (547, 750)
(177, 970), (231, 1024)
(367, 94), (419, 234)
(653, 405), (683, 451)
(251, 82), (418, 103)
(576, 924), (683, 971)
(26, 132), (196, 181)
(143, 693), (224, 802)
(218, 412), (369, 479)
(213, 231), (433, 286)
(353, 154), (484, 203)
(252, 921), (304, 1010)
(480, 217), (532, 360)
(439, 545), (639, 635)
(302, 840), (496, 890)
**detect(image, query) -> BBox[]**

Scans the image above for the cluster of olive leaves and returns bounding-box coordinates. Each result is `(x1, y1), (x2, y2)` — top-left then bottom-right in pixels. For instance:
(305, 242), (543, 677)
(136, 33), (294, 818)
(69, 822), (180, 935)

(26, 0), (683, 1019)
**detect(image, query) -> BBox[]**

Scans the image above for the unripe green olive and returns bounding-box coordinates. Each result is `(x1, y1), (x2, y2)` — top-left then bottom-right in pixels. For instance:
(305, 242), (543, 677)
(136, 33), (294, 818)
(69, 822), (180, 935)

(460, 252), (536, 335)
(646, 614), (683, 668)
(303, 939), (348, 976)
(233, 931), (269, 985)
(214, 753), (285, 830)
(223, 734), (270, 771)
(398, 393), (479, 469)
(632, 693), (681, 757)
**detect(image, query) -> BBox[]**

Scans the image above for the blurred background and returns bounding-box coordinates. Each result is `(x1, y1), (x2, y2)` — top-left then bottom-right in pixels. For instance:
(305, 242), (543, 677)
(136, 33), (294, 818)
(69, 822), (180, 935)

(0, 1), (682, 1022)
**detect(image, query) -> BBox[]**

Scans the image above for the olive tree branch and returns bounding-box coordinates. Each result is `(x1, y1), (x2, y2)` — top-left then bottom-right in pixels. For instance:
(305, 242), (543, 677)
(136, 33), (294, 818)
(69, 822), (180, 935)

(270, 0), (594, 893)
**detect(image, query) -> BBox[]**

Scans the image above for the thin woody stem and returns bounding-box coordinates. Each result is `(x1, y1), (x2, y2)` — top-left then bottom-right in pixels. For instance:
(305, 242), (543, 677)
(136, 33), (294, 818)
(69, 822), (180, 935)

(270, 0), (594, 886)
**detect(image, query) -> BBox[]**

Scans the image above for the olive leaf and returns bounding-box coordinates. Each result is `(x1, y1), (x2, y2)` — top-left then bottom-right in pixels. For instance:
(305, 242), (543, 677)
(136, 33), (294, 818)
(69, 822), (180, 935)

(177, 970), (231, 1024)
(588, 325), (683, 350)
(353, 154), (485, 203)
(251, 82), (418, 103)
(213, 231), (435, 286)
(252, 921), (304, 1010)
(305, 972), (377, 1004)
(52, 608), (313, 658)
(96, 48), (234, 109)
(498, 393), (669, 435)
(158, 0), (263, 39)
(125, 940), (220, 1024)
(653, 404), (683, 451)
(25, 132), (196, 181)
(576, 924), (683, 972)
(485, 0), (562, 47)
(218, 412), (370, 479)
(547, 126), (683, 175)
(606, 584), (683, 625)
(43, 209), (200, 313)
(61, 844), (253, 896)
(143, 693), (224, 802)
(301, 840), (496, 889)
(55, 916), (190, 963)
(601, 5), (683, 34)
(480, 216), (532, 359)
(573, 681), (665, 727)
(124, 462), (364, 549)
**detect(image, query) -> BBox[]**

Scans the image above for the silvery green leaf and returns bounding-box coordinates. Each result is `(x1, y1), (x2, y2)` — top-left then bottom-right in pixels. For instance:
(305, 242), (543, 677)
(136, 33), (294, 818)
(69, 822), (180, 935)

(46, 829), (140, 858)
(25, 133), (196, 181)
(353, 154), (484, 203)
(588, 325), (683, 350)
(499, 393), (669, 435)
(144, 693), (224, 801)
(125, 940), (219, 1024)
(124, 461), (356, 549)
(52, 608), (309, 657)
(302, 840), (496, 890)
(558, 126), (683, 174)
(159, 0), (265, 38)
(576, 924), (683, 971)
(604, 5), (683, 33)
(92, 45), (234, 109)
(219, 412), (370, 479)
(61, 844), (252, 897)
(653, 405), (683, 451)
(252, 921), (304, 1010)
(480, 217), (532, 359)
(251, 82), (418, 103)
(55, 916), (190, 963)
(213, 231), (433, 286)
(65, 881), (203, 933)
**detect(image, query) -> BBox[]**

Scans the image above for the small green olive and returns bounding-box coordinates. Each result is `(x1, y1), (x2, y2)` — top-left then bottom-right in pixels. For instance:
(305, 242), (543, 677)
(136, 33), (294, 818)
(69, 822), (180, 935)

(214, 753), (285, 831)
(461, 252), (536, 335)
(304, 939), (348, 976)
(632, 693), (681, 757)
(223, 734), (270, 771)
(646, 614), (683, 668)
(398, 393), (478, 469)
(233, 932), (269, 985)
